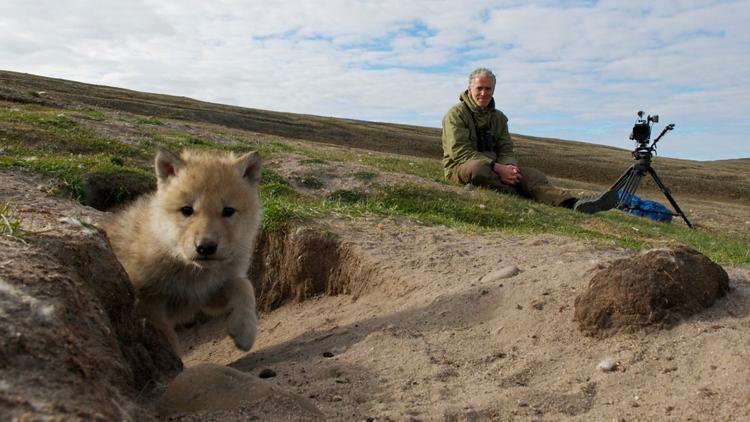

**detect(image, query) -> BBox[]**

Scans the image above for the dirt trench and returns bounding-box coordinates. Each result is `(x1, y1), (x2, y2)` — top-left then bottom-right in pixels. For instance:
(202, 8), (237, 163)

(178, 223), (387, 353)
(250, 225), (383, 312)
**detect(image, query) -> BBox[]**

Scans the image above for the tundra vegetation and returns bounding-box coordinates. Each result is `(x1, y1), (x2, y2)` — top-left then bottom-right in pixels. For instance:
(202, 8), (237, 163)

(0, 79), (748, 265)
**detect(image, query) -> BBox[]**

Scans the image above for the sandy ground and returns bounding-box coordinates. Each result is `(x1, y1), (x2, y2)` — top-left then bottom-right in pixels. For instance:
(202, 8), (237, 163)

(7, 152), (747, 420)
(180, 214), (750, 421)
(171, 152), (750, 421)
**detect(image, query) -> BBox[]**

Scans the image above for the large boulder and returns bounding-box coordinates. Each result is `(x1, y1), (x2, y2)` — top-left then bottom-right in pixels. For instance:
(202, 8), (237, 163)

(0, 170), (182, 420)
(574, 246), (730, 337)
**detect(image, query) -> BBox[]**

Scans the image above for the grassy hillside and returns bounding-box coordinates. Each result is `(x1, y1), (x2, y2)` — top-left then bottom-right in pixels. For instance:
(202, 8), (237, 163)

(2, 70), (748, 204)
(1, 70), (748, 264)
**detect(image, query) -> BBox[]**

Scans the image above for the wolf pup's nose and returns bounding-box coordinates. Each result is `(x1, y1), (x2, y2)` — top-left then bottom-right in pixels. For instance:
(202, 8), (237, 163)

(196, 240), (218, 257)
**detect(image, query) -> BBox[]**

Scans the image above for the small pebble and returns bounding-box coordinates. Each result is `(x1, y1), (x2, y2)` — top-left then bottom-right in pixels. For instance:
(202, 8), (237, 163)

(323, 351), (334, 358)
(597, 358), (618, 372)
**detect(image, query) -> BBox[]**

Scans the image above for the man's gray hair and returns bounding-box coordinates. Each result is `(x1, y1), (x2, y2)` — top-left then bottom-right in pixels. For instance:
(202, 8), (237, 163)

(468, 68), (496, 86)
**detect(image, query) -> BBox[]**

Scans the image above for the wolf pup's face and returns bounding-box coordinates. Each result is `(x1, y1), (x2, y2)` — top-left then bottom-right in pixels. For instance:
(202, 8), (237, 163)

(151, 148), (262, 267)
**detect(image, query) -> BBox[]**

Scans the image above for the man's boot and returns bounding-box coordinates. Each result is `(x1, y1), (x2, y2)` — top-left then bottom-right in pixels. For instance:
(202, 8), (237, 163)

(573, 190), (618, 214)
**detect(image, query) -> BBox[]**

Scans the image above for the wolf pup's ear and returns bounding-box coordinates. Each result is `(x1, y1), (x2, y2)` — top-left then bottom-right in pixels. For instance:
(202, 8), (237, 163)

(236, 151), (262, 184)
(155, 148), (184, 183)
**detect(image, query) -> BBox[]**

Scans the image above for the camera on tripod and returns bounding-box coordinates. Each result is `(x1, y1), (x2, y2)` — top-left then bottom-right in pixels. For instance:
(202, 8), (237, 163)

(630, 110), (659, 143)
(610, 110), (692, 228)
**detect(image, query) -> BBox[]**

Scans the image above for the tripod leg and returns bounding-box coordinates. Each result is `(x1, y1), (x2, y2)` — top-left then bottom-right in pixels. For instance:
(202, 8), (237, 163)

(610, 167), (633, 192)
(646, 168), (694, 229)
(622, 172), (643, 208)
(610, 167), (643, 208)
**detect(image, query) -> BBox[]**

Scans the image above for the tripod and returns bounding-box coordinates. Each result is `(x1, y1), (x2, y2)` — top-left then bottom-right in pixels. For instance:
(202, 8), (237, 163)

(610, 123), (694, 228)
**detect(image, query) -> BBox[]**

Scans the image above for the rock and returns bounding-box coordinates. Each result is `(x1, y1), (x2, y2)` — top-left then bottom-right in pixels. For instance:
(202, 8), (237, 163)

(0, 171), (182, 421)
(158, 363), (324, 420)
(574, 246), (730, 337)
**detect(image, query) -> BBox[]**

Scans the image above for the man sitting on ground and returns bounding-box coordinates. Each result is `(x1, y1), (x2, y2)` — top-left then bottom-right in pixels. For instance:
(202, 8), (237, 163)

(442, 67), (617, 214)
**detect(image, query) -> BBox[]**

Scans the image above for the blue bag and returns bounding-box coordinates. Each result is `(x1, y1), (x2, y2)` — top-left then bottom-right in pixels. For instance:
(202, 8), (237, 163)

(615, 191), (673, 223)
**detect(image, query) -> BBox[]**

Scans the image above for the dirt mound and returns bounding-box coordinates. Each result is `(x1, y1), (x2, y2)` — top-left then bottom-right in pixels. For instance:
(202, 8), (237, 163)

(157, 363), (324, 421)
(574, 246), (731, 337)
(0, 170), (181, 420)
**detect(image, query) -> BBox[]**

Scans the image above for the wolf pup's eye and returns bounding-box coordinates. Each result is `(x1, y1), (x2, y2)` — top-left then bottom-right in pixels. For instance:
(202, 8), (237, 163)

(180, 206), (194, 217)
(222, 207), (236, 217)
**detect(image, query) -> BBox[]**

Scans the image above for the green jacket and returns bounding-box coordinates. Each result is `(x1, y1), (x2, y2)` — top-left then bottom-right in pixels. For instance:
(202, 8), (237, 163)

(441, 90), (517, 177)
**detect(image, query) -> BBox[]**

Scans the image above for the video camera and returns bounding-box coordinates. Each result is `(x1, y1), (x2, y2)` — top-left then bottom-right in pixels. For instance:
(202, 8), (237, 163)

(627, 110), (675, 160)
(630, 111), (659, 143)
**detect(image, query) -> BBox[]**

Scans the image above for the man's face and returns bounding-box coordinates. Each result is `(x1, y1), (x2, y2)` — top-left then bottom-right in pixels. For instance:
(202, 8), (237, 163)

(469, 74), (495, 108)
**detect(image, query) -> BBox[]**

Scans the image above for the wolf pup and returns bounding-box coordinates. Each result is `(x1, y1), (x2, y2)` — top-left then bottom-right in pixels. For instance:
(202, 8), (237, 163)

(104, 148), (262, 355)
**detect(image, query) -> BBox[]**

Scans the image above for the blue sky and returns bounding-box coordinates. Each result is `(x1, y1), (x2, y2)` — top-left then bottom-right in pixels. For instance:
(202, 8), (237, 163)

(1, 0), (748, 160)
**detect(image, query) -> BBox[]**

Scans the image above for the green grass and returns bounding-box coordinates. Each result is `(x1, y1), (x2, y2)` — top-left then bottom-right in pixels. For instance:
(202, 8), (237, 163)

(308, 182), (747, 264)
(297, 175), (324, 189)
(0, 106), (79, 131)
(260, 169), (320, 230)
(0, 202), (25, 239)
(149, 130), (295, 156)
(0, 107), (148, 158)
(135, 116), (163, 125)
(598, 211), (750, 263)
(261, 177), (750, 264)
(0, 144), (151, 201)
(84, 109), (106, 120)
(293, 145), (444, 182)
(299, 158), (328, 165)
(352, 170), (379, 181)
(1, 100), (748, 264)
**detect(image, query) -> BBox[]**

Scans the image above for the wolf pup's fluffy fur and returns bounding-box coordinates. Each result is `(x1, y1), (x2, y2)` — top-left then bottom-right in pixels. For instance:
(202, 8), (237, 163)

(104, 148), (262, 355)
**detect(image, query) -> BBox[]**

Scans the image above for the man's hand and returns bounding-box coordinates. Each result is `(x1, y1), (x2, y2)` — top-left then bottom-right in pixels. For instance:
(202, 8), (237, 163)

(492, 163), (522, 185)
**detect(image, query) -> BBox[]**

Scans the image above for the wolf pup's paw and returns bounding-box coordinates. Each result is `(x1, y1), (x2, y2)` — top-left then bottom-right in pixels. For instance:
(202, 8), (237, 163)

(228, 309), (257, 351)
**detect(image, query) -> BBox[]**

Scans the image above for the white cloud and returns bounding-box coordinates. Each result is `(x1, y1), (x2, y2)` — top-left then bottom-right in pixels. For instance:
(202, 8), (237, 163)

(1, 0), (748, 160)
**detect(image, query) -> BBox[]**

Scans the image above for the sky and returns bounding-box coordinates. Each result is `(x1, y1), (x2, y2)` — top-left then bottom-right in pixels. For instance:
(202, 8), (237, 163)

(1, 0), (749, 160)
